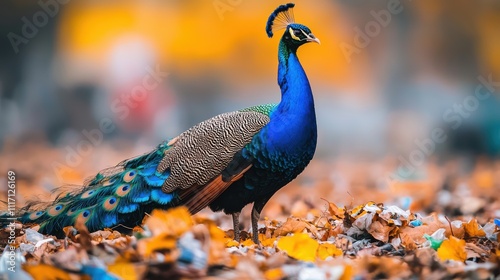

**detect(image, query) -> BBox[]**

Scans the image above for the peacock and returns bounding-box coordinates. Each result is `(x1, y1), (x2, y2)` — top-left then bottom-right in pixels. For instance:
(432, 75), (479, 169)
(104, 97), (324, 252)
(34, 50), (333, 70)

(15, 3), (319, 244)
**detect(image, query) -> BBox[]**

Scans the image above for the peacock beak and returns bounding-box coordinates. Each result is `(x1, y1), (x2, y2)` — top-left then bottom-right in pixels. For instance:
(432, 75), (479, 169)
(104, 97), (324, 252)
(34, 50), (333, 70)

(306, 34), (320, 44)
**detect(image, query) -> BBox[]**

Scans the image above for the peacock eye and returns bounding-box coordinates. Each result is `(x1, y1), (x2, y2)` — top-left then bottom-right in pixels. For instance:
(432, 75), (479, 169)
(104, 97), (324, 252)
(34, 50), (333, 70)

(294, 30), (302, 36)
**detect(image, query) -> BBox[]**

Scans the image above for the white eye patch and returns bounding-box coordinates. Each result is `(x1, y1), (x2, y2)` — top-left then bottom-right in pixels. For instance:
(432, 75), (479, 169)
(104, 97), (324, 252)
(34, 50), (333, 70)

(288, 27), (312, 41)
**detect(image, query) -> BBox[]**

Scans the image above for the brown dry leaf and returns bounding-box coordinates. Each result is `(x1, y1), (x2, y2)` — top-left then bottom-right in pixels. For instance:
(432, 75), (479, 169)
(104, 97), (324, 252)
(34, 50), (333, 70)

(145, 207), (193, 237)
(23, 264), (72, 280)
(75, 216), (92, 251)
(273, 217), (309, 237)
(465, 242), (488, 260)
(367, 220), (393, 242)
(327, 201), (345, 220)
(464, 219), (486, 238)
(399, 232), (417, 251)
(277, 233), (319, 262)
(316, 243), (342, 260)
(436, 236), (467, 262)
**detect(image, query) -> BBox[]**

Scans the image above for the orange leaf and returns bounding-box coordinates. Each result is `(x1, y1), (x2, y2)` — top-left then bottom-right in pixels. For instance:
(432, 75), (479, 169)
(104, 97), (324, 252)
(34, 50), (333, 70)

(264, 268), (285, 280)
(145, 207), (193, 237)
(436, 236), (467, 262)
(24, 264), (71, 280)
(265, 268), (284, 280)
(340, 264), (353, 280)
(139, 233), (177, 258)
(316, 243), (342, 260)
(277, 233), (319, 262)
(464, 219), (486, 238)
(327, 201), (345, 220)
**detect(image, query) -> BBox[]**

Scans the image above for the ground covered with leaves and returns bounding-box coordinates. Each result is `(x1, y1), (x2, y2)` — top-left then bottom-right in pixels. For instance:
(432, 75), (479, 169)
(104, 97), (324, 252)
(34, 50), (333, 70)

(1, 200), (499, 279)
(1, 144), (500, 279)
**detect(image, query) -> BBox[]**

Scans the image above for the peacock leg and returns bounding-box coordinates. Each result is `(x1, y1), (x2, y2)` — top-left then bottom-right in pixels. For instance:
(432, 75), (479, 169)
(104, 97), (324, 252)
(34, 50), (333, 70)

(232, 212), (241, 242)
(251, 196), (271, 244)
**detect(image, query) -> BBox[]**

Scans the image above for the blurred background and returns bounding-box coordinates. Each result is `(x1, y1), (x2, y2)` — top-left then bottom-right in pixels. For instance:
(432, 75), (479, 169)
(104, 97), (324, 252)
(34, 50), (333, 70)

(1, 0), (500, 219)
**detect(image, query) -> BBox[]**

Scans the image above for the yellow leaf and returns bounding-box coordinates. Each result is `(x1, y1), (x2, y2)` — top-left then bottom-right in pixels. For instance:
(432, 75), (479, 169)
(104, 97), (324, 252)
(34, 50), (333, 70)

(24, 264), (71, 280)
(207, 222), (226, 241)
(108, 262), (138, 280)
(261, 236), (277, 247)
(225, 239), (239, 247)
(317, 243), (342, 260)
(277, 233), (319, 262)
(145, 207), (193, 237)
(464, 219), (486, 238)
(265, 268), (284, 280)
(139, 233), (177, 258)
(437, 236), (467, 262)
(241, 238), (255, 247)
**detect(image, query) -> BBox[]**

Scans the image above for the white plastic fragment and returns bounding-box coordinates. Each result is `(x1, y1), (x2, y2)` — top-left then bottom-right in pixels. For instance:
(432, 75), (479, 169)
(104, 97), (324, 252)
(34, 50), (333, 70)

(25, 228), (44, 243)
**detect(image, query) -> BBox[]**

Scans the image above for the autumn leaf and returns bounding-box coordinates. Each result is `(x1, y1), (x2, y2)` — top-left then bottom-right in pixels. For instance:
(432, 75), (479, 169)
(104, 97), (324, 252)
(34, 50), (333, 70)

(436, 236), (467, 262)
(277, 233), (319, 262)
(108, 260), (145, 280)
(225, 238), (239, 247)
(327, 201), (345, 220)
(24, 264), (72, 280)
(265, 268), (284, 280)
(241, 238), (255, 247)
(273, 217), (309, 237)
(138, 233), (177, 258)
(316, 243), (342, 260)
(464, 219), (486, 238)
(367, 220), (393, 242)
(145, 207), (193, 237)
(261, 236), (277, 247)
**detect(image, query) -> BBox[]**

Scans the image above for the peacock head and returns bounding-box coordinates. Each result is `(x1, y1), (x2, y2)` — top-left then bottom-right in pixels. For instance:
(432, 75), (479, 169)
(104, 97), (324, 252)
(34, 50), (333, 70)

(266, 3), (320, 50)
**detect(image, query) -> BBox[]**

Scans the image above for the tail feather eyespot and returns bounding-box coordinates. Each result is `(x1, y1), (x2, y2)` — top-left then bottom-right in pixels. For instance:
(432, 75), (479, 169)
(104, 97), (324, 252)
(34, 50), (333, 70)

(81, 189), (97, 199)
(115, 184), (131, 197)
(76, 209), (92, 222)
(48, 204), (65, 216)
(123, 170), (137, 182)
(29, 211), (45, 220)
(103, 177), (117, 186)
(103, 196), (119, 211)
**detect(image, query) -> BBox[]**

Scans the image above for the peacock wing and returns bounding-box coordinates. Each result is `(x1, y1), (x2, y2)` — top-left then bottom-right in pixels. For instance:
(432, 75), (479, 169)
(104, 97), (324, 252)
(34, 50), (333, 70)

(157, 110), (270, 204)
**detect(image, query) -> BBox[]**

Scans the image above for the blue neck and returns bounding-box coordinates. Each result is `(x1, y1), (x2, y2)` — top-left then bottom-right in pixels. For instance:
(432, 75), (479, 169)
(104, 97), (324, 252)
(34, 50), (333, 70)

(266, 40), (317, 153)
(276, 41), (315, 115)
